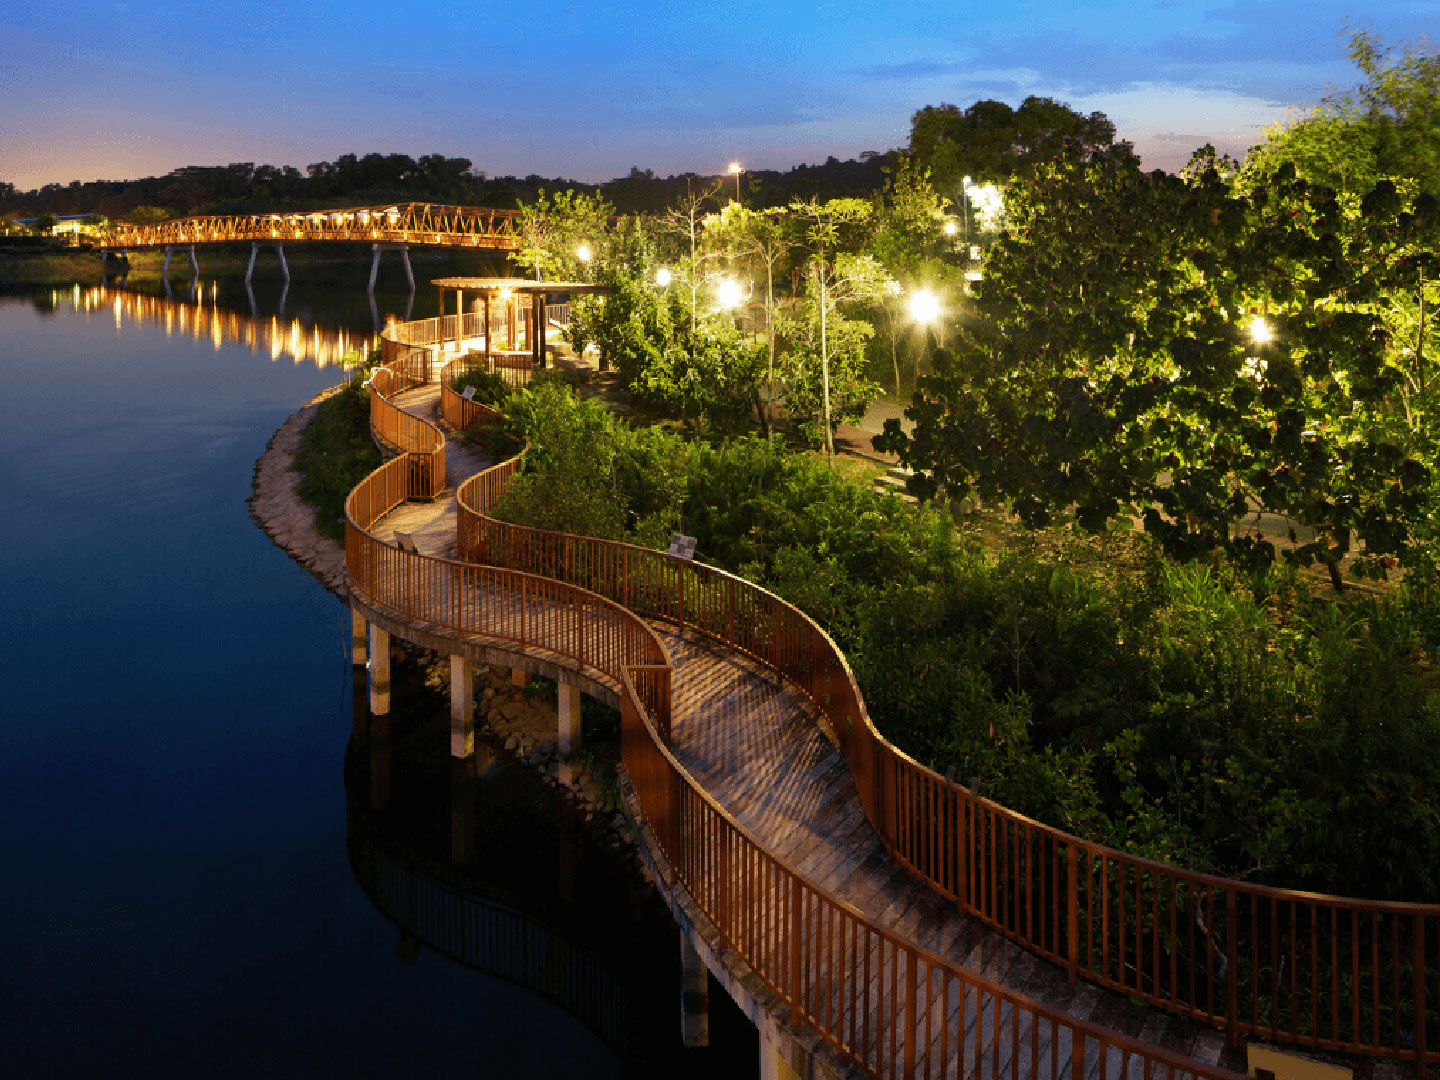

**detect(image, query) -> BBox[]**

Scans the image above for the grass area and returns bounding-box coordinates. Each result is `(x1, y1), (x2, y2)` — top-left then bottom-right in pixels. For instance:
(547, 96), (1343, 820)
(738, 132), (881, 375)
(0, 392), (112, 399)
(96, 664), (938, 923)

(292, 379), (383, 541)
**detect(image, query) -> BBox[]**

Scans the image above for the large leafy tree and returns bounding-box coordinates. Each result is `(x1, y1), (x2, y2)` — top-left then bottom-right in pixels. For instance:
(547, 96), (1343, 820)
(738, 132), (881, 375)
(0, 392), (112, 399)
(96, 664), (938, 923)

(878, 151), (1440, 589)
(908, 96), (1125, 195)
(1242, 32), (1440, 198)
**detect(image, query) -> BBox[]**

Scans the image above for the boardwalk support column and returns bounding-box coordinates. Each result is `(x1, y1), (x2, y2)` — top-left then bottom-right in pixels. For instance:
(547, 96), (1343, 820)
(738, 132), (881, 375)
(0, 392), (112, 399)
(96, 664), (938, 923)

(558, 681), (581, 784)
(351, 608), (368, 666)
(450, 655), (474, 759)
(368, 624), (391, 715)
(680, 934), (709, 1047)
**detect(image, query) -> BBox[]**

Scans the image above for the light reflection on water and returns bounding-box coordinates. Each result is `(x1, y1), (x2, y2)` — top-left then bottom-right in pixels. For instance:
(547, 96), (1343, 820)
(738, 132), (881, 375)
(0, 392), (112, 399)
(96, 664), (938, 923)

(50, 281), (379, 368)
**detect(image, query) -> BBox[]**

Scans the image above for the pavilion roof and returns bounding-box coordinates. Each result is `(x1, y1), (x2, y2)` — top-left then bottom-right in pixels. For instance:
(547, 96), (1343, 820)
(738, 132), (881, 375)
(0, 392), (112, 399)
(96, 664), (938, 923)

(429, 276), (613, 294)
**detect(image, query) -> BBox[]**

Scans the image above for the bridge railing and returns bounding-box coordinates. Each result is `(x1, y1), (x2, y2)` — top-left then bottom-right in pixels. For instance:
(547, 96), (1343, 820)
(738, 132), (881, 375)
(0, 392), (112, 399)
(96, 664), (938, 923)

(100, 202), (522, 251)
(454, 415), (1440, 1072)
(367, 356), (446, 497)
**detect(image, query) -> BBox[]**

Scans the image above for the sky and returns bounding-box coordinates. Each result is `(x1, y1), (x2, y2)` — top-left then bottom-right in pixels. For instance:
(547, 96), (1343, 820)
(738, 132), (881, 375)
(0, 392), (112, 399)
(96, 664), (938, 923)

(2, 0), (1438, 191)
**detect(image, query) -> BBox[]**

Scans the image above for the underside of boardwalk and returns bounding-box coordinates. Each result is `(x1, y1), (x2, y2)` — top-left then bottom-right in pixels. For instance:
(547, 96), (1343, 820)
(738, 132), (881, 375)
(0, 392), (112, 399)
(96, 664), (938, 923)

(348, 374), (1243, 1080)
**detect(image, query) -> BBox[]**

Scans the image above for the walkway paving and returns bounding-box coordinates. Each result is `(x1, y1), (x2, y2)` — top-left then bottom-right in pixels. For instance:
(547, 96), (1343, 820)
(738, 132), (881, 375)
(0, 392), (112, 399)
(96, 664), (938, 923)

(653, 626), (1234, 1075)
(370, 383), (491, 558)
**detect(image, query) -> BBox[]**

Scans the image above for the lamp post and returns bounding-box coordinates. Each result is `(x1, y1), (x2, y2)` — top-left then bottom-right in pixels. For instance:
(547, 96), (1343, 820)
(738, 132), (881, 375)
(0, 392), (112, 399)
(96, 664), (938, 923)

(909, 288), (942, 349)
(728, 161), (743, 204)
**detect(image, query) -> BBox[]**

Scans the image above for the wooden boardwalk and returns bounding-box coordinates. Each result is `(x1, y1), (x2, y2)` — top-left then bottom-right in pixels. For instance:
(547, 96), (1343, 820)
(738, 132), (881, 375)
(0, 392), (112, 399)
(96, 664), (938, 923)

(362, 383), (1237, 1079)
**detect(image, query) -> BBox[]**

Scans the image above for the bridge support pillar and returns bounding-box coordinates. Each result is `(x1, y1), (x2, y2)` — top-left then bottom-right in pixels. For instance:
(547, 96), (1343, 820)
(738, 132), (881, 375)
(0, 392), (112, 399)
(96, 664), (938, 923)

(557, 681), (581, 784)
(450, 655), (474, 759)
(368, 623), (391, 716)
(246, 243), (258, 283)
(680, 934), (710, 1047)
(759, 1026), (808, 1080)
(351, 608), (368, 666)
(276, 244), (290, 282)
(368, 244), (413, 292)
(162, 245), (173, 278)
(187, 244), (199, 278)
(511, 666), (529, 688)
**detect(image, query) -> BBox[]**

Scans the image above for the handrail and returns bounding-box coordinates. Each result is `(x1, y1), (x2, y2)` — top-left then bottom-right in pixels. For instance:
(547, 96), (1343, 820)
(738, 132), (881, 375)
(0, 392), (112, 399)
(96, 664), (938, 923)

(451, 383), (1440, 1070)
(99, 201), (522, 251)
(352, 319), (1242, 1080)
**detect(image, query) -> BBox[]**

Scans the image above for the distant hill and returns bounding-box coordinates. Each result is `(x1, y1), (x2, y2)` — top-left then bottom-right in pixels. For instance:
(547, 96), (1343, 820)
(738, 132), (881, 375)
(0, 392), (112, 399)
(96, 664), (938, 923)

(0, 151), (896, 223)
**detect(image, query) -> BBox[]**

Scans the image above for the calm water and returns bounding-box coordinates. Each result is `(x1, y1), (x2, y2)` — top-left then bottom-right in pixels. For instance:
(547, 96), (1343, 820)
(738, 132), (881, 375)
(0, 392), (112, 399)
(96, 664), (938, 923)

(0, 277), (748, 1077)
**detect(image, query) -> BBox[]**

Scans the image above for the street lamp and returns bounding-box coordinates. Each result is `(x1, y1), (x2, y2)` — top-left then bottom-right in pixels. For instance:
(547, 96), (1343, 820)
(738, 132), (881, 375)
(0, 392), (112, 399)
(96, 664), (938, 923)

(655, 267), (673, 287)
(728, 161), (743, 204)
(943, 219), (959, 237)
(1249, 315), (1273, 345)
(576, 243), (592, 264)
(715, 278), (744, 311)
(908, 289), (940, 325)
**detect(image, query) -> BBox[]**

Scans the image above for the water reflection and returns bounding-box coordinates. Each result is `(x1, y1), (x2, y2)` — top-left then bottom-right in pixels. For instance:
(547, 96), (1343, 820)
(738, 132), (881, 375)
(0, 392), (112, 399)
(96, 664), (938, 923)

(38, 282), (377, 368)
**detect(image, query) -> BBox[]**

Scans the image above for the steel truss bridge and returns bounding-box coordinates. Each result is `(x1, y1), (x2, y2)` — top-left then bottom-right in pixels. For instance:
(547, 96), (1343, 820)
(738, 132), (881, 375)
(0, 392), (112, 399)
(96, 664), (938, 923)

(98, 202), (522, 252)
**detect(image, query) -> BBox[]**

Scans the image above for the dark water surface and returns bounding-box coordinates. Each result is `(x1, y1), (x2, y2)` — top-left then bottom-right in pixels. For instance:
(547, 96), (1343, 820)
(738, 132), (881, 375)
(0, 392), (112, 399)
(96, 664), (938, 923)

(0, 281), (742, 1077)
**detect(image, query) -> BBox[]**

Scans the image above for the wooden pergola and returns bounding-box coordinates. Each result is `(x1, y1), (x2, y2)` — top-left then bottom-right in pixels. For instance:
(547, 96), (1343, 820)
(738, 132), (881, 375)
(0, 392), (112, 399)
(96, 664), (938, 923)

(431, 277), (613, 369)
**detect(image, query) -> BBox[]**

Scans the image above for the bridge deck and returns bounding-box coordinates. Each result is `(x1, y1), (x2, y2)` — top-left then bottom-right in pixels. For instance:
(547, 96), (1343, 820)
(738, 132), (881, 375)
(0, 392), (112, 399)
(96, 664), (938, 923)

(367, 384), (1234, 1078)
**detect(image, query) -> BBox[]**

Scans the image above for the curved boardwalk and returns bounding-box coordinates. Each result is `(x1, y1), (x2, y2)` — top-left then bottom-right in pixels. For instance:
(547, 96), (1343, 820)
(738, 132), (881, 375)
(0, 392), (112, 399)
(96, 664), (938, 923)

(347, 354), (1240, 1080)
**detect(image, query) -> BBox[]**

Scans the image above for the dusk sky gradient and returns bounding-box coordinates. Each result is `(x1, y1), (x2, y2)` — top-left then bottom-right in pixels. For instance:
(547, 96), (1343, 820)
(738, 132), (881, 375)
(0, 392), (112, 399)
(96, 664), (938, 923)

(3, 1), (1439, 191)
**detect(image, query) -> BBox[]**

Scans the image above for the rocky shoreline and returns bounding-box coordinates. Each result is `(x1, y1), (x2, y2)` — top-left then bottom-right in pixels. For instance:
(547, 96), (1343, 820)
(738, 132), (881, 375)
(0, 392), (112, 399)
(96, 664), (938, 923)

(247, 384), (350, 597)
(249, 387), (632, 834)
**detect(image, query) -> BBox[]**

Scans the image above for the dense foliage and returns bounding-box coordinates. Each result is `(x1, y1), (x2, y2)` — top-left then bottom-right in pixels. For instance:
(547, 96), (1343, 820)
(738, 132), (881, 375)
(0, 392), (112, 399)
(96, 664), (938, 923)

(880, 148), (1440, 589)
(292, 379), (382, 541)
(489, 384), (1440, 902)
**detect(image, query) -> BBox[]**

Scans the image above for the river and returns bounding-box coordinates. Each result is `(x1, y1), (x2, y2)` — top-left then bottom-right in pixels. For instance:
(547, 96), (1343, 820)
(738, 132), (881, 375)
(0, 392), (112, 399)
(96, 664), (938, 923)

(0, 271), (752, 1077)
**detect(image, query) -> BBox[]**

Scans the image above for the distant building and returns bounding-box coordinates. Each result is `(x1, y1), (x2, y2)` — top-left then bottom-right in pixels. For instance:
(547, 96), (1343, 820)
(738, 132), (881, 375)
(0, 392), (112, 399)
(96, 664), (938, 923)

(14, 214), (109, 242)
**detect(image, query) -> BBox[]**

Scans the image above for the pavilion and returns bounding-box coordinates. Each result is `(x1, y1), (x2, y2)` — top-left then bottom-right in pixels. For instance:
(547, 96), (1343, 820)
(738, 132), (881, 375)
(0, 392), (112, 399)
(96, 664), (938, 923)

(430, 277), (614, 371)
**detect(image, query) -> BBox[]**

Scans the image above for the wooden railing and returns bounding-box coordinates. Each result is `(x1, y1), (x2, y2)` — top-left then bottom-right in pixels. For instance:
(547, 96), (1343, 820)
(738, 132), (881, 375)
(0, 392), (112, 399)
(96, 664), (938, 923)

(100, 202), (522, 251)
(454, 413), (1440, 1072)
(362, 340), (447, 491)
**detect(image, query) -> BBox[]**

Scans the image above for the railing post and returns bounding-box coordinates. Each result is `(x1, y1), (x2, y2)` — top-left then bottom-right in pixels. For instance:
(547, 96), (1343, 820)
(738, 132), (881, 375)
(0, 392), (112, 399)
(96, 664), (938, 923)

(904, 949), (918, 1077)
(1417, 915), (1428, 1079)
(1226, 887), (1239, 1042)
(790, 874), (804, 1028)
(1067, 843), (1080, 984)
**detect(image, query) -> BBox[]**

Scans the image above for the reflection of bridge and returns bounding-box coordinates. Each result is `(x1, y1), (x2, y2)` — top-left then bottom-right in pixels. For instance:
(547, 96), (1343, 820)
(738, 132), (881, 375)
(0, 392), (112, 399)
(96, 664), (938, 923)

(52, 283), (376, 368)
(346, 790), (628, 1057)
(97, 203), (523, 287)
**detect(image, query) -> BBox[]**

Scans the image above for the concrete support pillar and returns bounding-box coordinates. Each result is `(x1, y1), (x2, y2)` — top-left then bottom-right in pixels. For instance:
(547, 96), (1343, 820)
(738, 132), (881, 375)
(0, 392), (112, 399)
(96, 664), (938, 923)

(368, 623), (391, 716)
(368, 244), (382, 291)
(187, 244), (199, 277)
(680, 934), (710, 1048)
(511, 666), (528, 688)
(558, 681), (581, 784)
(351, 608), (368, 666)
(759, 1026), (806, 1080)
(400, 244), (414, 291)
(162, 245), (173, 278)
(276, 244), (290, 282)
(450, 655), (474, 759)
(246, 242), (259, 283)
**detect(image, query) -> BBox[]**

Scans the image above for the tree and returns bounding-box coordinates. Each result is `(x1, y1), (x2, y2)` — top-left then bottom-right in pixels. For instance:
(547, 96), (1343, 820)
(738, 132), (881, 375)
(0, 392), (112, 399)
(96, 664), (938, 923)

(514, 189), (613, 281)
(908, 96), (1125, 197)
(1242, 32), (1440, 198)
(788, 198), (881, 456)
(877, 151), (1440, 589)
(700, 202), (798, 430)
